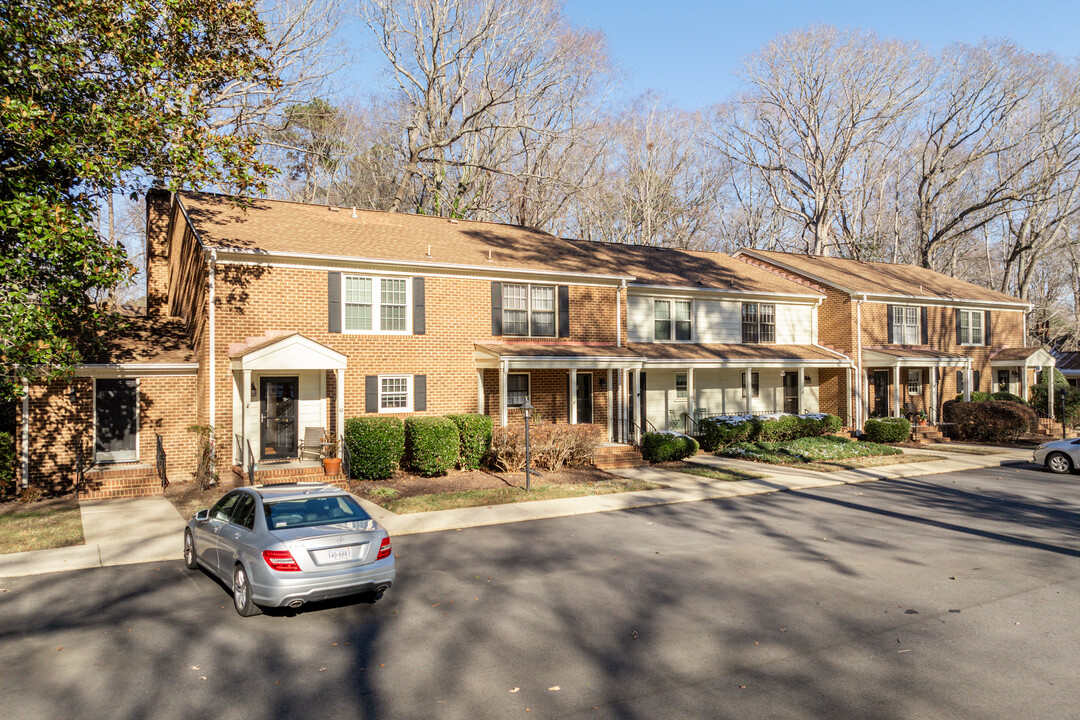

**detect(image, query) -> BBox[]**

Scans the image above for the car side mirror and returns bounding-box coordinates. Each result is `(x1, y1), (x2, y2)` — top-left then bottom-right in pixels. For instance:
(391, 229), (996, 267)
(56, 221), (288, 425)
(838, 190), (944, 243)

(194, 509), (209, 521)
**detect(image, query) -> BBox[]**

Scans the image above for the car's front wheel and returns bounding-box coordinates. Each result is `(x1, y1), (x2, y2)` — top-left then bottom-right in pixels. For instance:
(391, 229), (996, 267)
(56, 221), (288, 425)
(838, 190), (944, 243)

(1046, 452), (1074, 475)
(183, 530), (199, 570)
(233, 564), (263, 617)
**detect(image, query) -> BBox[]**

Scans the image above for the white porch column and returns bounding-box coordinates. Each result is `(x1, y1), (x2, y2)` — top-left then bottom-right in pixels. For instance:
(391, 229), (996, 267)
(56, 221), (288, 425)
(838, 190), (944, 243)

(631, 369), (641, 443)
(963, 364), (973, 402)
(477, 370), (484, 414)
(797, 367), (805, 415)
(1020, 365), (1029, 402)
(20, 377), (29, 488)
(336, 368), (344, 448)
(929, 368), (938, 425)
(569, 368), (578, 424)
(606, 369), (613, 441)
(1047, 364), (1055, 420)
(499, 361), (508, 427)
(893, 365), (902, 418)
(242, 369), (252, 469)
(686, 367), (695, 427)
(744, 368), (753, 414)
(620, 368), (629, 442)
(846, 366), (854, 427)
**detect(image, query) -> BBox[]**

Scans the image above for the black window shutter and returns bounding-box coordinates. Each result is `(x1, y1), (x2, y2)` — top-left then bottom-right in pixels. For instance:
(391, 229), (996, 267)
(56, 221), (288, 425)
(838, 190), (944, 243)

(886, 305), (895, 344)
(414, 375), (427, 411)
(984, 310), (991, 346)
(412, 277), (426, 335)
(491, 281), (502, 335)
(956, 371), (963, 393)
(365, 375), (378, 413)
(920, 307), (928, 345)
(956, 309), (963, 345)
(972, 370), (980, 393)
(328, 272), (342, 333)
(558, 285), (570, 338)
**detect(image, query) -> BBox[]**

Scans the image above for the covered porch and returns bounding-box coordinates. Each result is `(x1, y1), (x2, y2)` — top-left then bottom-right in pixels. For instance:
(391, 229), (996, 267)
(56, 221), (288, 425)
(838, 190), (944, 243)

(627, 343), (853, 435)
(229, 332), (348, 474)
(990, 346), (1058, 418)
(474, 343), (644, 442)
(861, 347), (970, 424)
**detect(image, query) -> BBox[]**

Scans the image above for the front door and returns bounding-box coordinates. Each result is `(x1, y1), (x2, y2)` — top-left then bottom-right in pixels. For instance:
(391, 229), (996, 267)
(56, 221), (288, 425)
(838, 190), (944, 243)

(783, 372), (799, 414)
(95, 378), (138, 463)
(872, 371), (890, 417)
(260, 376), (298, 459)
(576, 373), (593, 424)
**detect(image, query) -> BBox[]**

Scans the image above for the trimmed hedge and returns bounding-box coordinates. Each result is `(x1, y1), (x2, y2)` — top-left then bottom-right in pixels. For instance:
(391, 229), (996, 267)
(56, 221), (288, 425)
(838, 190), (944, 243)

(344, 417), (405, 480)
(447, 413), (494, 470)
(863, 417), (911, 443)
(698, 413), (842, 451)
(641, 432), (700, 462)
(990, 391), (1026, 404)
(0, 431), (13, 487)
(405, 417), (460, 477)
(942, 400), (1036, 443)
(954, 391), (993, 402)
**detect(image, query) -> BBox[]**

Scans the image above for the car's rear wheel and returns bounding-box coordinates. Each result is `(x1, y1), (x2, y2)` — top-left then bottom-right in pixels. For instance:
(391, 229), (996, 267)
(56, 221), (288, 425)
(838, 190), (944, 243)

(1046, 452), (1073, 474)
(233, 564), (262, 617)
(183, 530), (198, 570)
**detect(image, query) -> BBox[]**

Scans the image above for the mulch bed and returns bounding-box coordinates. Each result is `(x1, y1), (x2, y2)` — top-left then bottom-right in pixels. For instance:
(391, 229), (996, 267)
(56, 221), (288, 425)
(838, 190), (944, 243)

(351, 466), (619, 503)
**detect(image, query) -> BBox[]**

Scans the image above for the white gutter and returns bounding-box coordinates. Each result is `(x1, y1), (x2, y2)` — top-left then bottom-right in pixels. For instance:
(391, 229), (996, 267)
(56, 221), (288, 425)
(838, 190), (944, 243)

(616, 280), (625, 348)
(628, 283), (822, 301)
(209, 248), (217, 431)
(74, 363), (199, 377)
(21, 378), (29, 488)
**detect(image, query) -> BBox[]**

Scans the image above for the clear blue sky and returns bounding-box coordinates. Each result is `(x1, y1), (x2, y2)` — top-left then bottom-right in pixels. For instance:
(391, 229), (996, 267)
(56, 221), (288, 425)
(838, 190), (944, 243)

(340, 0), (1080, 109)
(559, 0), (1080, 108)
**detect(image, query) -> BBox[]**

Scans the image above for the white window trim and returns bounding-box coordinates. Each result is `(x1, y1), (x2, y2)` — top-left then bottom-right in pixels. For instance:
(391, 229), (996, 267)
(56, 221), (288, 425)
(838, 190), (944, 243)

(506, 372), (531, 408)
(741, 303), (776, 344)
(674, 371), (688, 400)
(501, 283), (558, 338)
(653, 297), (694, 343)
(343, 275), (412, 335)
(907, 369), (923, 395)
(958, 308), (984, 346)
(93, 377), (140, 464)
(377, 375), (413, 413)
(893, 305), (921, 345)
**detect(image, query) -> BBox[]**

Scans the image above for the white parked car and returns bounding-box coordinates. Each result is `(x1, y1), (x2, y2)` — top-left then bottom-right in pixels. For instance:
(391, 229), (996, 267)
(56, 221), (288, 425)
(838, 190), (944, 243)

(1033, 438), (1080, 474)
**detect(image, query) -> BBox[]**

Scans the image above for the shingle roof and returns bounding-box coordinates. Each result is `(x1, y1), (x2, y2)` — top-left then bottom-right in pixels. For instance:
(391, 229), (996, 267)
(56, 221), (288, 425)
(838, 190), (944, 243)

(990, 347), (1043, 362)
(740, 249), (1027, 305)
(175, 192), (818, 296)
(475, 343), (642, 358)
(84, 316), (195, 365)
(862, 346), (968, 360)
(1055, 351), (1080, 372)
(627, 343), (848, 363)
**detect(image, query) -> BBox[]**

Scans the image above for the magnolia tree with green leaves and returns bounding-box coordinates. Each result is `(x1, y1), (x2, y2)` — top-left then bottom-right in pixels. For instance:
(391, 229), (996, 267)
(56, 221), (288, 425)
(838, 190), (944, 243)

(0, 0), (279, 399)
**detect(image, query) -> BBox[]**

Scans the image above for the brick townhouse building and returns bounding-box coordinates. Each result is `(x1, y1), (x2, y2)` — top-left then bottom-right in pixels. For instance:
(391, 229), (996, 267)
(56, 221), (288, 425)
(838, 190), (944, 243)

(12, 191), (1053, 497)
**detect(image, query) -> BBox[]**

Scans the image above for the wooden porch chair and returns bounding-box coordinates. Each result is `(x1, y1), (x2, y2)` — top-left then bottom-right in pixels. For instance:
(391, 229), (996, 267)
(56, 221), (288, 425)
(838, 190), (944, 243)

(299, 426), (326, 461)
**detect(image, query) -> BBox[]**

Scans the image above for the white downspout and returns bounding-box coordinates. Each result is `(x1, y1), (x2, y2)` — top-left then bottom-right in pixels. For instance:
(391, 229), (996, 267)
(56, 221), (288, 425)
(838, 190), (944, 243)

(21, 377), (29, 488)
(616, 280), (625, 348)
(854, 298), (864, 429)
(209, 249), (217, 435)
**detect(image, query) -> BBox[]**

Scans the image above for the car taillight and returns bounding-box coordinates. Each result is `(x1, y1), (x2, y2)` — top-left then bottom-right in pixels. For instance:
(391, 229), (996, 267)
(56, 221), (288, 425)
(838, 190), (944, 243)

(263, 549), (301, 572)
(376, 536), (392, 560)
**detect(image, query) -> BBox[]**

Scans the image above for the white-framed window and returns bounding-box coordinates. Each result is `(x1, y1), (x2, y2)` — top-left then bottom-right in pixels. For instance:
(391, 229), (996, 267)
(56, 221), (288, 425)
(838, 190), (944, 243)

(507, 373), (530, 407)
(503, 284), (557, 337)
(740, 371), (760, 398)
(654, 299), (692, 341)
(958, 309), (984, 345)
(907, 369), (923, 395)
(378, 375), (411, 412)
(674, 372), (688, 399)
(344, 275), (410, 333)
(94, 377), (139, 463)
(741, 304), (775, 343)
(893, 306), (921, 345)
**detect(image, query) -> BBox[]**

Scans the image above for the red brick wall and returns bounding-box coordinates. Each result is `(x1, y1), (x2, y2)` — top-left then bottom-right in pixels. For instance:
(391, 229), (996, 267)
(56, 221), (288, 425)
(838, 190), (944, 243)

(481, 368), (611, 427)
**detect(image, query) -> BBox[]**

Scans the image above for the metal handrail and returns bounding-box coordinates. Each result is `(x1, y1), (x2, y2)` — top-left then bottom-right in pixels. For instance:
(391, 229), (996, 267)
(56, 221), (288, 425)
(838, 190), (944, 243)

(155, 433), (168, 489)
(339, 434), (351, 480)
(246, 438), (257, 485)
(681, 412), (701, 436)
(234, 433), (243, 462)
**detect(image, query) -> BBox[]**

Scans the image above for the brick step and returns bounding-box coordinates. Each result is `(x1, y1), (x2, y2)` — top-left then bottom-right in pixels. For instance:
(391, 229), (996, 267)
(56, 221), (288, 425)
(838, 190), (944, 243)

(231, 464), (348, 489)
(78, 473), (162, 500)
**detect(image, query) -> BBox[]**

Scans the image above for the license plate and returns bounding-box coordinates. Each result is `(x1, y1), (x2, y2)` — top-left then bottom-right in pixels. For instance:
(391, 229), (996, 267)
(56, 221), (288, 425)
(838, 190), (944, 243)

(325, 547), (351, 561)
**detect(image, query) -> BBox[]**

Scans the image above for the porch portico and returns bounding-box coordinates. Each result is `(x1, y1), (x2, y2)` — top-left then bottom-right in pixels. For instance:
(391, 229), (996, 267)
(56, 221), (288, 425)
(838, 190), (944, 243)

(861, 347), (970, 424)
(989, 346), (1057, 417)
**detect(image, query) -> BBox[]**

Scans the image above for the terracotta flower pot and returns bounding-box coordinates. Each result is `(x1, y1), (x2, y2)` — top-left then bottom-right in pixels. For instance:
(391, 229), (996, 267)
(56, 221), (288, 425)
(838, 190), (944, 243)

(322, 457), (342, 475)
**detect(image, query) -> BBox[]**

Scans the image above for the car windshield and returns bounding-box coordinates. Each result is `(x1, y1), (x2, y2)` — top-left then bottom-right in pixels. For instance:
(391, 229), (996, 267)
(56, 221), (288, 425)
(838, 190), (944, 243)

(264, 494), (371, 530)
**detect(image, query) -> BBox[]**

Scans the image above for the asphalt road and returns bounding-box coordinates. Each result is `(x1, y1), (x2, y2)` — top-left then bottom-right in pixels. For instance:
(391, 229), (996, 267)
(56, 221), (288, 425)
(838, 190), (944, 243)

(2, 462), (1079, 720)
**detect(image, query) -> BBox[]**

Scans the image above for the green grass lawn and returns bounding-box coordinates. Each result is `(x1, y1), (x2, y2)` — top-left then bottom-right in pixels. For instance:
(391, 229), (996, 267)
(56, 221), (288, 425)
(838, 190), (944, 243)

(0, 501), (85, 554)
(714, 435), (943, 472)
(375, 479), (665, 514)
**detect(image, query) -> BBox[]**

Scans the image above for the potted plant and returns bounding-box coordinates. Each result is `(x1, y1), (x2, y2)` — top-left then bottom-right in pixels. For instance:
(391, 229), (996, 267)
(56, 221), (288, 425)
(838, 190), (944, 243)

(916, 410), (928, 426)
(321, 435), (342, 475)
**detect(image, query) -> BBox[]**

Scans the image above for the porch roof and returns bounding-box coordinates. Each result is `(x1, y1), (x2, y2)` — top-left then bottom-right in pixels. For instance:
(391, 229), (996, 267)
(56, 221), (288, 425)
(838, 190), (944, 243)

(989, 346), (1056, 368)
(230, 332), (347, 371)
(862, 346), (969, 368)
(75, 315), (198, 376)
(627, 343), (850, 368)
(474, 343), (644, 370)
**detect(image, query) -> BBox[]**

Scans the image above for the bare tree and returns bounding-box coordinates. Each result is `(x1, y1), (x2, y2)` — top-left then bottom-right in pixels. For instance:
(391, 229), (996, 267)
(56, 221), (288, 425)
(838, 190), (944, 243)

(715, 25), (926, 255)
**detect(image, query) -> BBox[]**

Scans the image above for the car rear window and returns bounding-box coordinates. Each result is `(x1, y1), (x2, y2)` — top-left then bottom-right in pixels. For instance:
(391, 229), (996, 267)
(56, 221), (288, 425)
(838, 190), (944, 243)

(264, 494), (371, 530)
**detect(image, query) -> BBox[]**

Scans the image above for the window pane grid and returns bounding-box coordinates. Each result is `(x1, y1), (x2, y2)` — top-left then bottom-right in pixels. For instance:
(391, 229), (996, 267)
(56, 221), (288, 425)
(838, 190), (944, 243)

(380, 377), (409, 409)
(344, 276), (373, 331)
(742, 303), (774, 343)
(507, 374), (529, 407)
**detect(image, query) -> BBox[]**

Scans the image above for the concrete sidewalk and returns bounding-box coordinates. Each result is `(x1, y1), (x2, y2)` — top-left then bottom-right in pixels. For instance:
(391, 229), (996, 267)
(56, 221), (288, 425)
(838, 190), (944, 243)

(0, 497), (186, 578)
(0, 446), (1036, 577)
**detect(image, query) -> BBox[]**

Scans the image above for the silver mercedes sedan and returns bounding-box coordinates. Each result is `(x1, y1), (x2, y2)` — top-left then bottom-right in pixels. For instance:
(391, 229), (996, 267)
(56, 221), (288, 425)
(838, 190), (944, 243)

(1033, 437), (1080, 475)
(184, 482), (395, 616)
